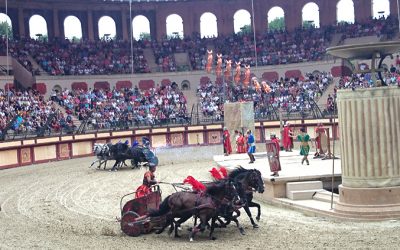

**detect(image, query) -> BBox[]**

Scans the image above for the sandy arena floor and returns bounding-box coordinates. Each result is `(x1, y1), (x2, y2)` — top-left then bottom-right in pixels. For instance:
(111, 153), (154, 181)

(1, 152), (400, 249)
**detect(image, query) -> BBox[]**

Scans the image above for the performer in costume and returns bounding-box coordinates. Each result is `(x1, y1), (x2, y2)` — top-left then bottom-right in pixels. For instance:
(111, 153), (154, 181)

(282, 122), (294, 152)
(223, 127), (232, 156)
(236, 131), (246, 153)
(297, 127), (311, 165)
(135, 163), (157, 198)
(246, 129), (256, 163)
(206, 49), (213, 74)
(234, 62), (241, 84)
(270, 133), (280, 176)
(314, 123), (324, 158)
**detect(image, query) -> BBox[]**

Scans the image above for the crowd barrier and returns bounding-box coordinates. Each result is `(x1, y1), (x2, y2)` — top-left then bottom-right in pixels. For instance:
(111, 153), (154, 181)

(0, 119), (338, 169)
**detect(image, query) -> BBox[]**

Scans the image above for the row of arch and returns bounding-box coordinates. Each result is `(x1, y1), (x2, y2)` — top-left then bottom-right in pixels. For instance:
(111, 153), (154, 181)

(0, 0), (392, 40)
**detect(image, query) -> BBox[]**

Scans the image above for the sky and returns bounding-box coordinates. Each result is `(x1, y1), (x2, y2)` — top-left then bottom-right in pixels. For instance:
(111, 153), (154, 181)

(0, 0), (391, 40)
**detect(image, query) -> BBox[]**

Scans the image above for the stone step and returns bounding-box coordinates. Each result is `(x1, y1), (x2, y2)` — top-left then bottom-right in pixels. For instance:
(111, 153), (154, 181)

(312, 190), (339, 204)
(286, 181), (323, 192)
(287, 189), (324, 200)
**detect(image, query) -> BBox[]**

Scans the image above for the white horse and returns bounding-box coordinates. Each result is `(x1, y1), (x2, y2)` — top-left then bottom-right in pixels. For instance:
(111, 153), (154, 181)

(90, 143), (112, 169)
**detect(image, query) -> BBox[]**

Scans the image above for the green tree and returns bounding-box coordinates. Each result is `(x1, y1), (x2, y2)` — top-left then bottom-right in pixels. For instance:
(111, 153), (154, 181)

(268, 17), (285, 31)
(0, 21), (13, 39)
(139, 32), (151, 40)
(302, 20), (315, 29)
(238, 24), (251, 34)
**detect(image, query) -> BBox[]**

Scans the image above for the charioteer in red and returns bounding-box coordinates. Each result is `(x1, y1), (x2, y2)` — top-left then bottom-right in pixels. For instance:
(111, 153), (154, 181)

(135, 163), (157, 198)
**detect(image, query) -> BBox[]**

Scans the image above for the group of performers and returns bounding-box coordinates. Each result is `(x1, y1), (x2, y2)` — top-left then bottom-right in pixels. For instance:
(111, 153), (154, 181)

(223, 128), (256, 163)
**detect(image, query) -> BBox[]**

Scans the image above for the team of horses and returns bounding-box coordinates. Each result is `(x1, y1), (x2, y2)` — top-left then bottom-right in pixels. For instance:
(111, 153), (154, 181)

(91, 143), (158, 171)
(149, 167), (264, 241)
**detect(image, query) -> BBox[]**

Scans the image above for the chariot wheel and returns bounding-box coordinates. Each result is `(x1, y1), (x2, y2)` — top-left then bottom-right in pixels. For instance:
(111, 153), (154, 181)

(121, 211), (142, 237)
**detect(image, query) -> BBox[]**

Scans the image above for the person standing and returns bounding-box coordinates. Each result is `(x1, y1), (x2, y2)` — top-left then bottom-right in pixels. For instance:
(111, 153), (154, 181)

(236, 131), (246, 153)
(223, 127), (232, 156)
(246, 129), (256, 163)
(283, 122), (294, 152)
(297, 127), (311, 165)
(270, 133), (281, 176)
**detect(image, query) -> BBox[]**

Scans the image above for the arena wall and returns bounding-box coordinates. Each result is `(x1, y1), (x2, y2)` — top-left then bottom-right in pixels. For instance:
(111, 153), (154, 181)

(0, 119), (338, 170)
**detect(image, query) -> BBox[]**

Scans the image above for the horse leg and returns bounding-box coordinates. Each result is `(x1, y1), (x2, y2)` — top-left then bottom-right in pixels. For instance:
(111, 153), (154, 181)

(248, 201), (261, 221)
(243, 205), (258, 228)
(110, 160), (119, 171)
(89, 159), (98, 168)
(231, 216), (245, 235)
(208, 216), (217, 240)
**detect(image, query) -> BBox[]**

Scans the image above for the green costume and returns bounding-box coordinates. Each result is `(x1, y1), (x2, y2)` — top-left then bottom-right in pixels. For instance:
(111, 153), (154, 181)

(297, 134), (310, 156)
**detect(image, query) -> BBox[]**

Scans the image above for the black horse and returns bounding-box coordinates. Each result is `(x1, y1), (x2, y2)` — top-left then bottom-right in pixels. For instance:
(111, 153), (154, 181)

(109, 145), (159, 171)
(228, 166), (264, 229)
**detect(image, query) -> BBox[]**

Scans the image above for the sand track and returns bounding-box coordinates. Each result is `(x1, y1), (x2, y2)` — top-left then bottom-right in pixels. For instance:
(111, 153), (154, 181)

(1, 155), (400, 249)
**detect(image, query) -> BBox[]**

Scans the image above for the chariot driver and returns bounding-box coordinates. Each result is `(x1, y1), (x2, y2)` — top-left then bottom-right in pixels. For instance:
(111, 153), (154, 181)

(135, 163), (157, 198)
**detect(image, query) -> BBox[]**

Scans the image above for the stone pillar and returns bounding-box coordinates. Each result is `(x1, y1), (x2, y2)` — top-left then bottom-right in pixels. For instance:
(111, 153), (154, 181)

(224, 102), (255, 149)
(121, 10), (128, 41)
(18, 8), (25, 38)
(87, 10), (94, 41)
(53, 9), (60, 38)
(335, 87), (400, 218)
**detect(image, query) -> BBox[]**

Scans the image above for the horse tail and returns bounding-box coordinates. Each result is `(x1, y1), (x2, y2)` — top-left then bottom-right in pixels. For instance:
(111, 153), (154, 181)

(149, 195), (171, 217)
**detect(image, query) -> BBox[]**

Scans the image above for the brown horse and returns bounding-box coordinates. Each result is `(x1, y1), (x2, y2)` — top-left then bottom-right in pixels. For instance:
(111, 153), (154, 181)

(149, 180), (237, 241)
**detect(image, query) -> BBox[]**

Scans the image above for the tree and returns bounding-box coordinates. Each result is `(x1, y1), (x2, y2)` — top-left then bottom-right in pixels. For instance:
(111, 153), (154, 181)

(268, 17), (285, 31)
(302, 20), (315, 29)
(139, 32), (151, 40)
(0, 21), (13, 39)
(238, 24), (251, 34)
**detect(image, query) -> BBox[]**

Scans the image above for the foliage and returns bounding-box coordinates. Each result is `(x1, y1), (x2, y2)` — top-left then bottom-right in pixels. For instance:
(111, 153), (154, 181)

(0, 21), (13, 39)
(268, 17), (285, 31)
(238, 24), (251, 34)
(139, 32), (151, 40)
(302, 20), (315, 29)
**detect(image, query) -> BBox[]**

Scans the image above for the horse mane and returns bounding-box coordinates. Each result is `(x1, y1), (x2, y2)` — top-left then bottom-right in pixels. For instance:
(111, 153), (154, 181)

(205, 180), (226, 196)
(229, 166), (249, 179)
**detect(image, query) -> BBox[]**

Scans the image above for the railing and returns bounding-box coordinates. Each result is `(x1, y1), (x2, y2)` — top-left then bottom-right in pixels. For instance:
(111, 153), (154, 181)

(0, 107), (338, 141)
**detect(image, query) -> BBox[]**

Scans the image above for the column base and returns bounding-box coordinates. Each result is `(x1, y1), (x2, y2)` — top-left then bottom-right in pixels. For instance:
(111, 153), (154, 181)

(334, 185), (400, 219)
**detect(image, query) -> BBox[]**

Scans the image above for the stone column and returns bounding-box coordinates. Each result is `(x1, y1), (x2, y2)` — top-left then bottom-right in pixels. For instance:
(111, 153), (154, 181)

(121, 10), (128, 41)
(224, 102), (255, 149)
(87, 10), (94, 41)
(18, 8), (25, 38)
(53, 9), (60, 38)
(335, 87), (400, 218)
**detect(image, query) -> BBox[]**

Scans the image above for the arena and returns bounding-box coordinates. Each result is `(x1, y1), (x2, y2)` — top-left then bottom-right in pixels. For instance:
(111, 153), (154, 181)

(1, 145), (400, 249)
(2, 0), (400, 248)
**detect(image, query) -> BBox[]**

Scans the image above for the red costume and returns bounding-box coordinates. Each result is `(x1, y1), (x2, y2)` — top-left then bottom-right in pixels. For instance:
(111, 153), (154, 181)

(234, 62), (241, 84)
(236, 133), (246, 153)
(223, 129), (232, 155)
(283, 124), (293, 151)
(135, 170), (156, 198)
(206, 50), (213, 74)
(271, 137), (280, 157)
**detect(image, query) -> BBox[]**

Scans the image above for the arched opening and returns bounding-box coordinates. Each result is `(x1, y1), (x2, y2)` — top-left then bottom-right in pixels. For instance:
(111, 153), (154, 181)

(132, 15), (151, 40)
(64, 15), (82, 41)
(98, 16), (116, 40)
(233, 9), (251, 34)
(267, 6), (285, 31)
(29, 15), (48, 39)
(0, 13), (13, 38)
(337, 0), (355, 24)
(372, 0), (390, 19)
(200, 12), (218, 38)
(302, 2), (320, 28)
(166, 14), (184, 39)
(181, 80), (190, 90)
